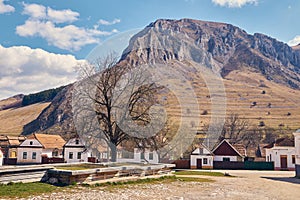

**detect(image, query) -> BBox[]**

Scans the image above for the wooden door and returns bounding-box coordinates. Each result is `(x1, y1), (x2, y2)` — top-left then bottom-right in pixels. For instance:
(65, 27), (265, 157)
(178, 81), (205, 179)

(280, 155), (288, 169)
(196, 159), (202, 169)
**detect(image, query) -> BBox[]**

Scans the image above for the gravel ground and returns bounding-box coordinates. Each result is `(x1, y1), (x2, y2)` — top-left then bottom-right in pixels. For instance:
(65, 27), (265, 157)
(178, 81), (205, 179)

(20, 170), (300, 200)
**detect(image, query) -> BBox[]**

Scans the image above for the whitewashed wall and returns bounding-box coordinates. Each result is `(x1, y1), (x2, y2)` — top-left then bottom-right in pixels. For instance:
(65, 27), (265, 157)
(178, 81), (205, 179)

(17, 147), (43, 164)
(0, 150), (3, 166)
(293, 132), (300, 165)
(190, 155), (213, 169)
(64, 147), (91, 163)
(266, 147), (295, 170)
(213, 156), (238, 162)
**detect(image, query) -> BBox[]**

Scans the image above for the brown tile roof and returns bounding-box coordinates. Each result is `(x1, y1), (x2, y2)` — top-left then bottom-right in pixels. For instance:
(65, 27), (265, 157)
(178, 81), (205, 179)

(34, 134), (65, 149)
(264, 137), (294, 148)
(232, 144), (247, 156)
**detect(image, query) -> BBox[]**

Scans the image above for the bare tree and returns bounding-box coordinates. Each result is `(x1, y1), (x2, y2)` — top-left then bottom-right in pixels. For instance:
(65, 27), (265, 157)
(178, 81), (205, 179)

(73, 53), (162, 162)
(220, 113), (249, 144)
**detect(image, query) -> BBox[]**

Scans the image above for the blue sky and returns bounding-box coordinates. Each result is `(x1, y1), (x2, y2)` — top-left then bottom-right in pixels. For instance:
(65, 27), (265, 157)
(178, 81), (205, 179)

(0, 0), (300, 99)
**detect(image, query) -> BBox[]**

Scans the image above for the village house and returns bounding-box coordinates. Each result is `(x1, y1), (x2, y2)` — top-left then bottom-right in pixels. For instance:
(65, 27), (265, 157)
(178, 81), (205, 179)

(64, 137), (92, 163)
(190, 144), (214, 169)
(0, 135), (26, 165)
(117, 148), (159, 164)
(293, 130), (300, 177)
(264, 137), (295, 171)
(17, 133), (65, 164)
(212, 139), (246, 162)
(0, 149), (3, 166)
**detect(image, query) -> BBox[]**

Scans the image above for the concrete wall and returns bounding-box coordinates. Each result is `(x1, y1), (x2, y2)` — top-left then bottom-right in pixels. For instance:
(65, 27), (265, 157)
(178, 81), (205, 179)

(265, 147), (295, 170)
(190, 155), (213, 169)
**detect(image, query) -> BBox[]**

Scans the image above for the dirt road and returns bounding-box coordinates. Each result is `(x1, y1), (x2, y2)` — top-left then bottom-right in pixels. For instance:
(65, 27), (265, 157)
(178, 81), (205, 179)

(25, 170), (300, 200)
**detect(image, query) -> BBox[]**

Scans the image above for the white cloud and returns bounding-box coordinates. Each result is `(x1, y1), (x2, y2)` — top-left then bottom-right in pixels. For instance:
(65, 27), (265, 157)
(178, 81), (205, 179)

(98, 19), (121, 25)
(22, 3), (46, 19)
(288, 36), (300, 47)
(0, 45), (85, 99)
(212, 0), (258, 8)
(47, 7), (79, 23)
(0, 0), (15, 14)
(16, 3), (119, 51)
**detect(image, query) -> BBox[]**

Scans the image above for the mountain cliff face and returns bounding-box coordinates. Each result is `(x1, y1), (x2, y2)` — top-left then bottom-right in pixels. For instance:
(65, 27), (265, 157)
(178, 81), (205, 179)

(121, 19), (300, 88)
(20, 18), (300, 136)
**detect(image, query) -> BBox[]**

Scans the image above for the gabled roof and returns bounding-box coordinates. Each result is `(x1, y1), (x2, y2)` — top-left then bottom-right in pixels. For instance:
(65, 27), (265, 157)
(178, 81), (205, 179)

(264, 137), (294, 148)
(33, 134), (65, 149)
(191, 143), (213, 155)
(212, 139), (245, 157)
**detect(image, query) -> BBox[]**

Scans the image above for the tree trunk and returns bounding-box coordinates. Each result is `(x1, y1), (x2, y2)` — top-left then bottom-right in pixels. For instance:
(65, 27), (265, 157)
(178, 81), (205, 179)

(110, 144), (117, 162)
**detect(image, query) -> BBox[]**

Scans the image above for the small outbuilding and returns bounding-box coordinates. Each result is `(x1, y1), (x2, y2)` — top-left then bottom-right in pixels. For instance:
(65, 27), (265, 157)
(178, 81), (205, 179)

(64, 137), (92, 163)
(0, 149), (3, 166)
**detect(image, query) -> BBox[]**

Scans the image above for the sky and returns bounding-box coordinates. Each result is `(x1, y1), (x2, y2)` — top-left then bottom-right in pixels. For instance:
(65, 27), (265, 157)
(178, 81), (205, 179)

(0, 0), (300, 99)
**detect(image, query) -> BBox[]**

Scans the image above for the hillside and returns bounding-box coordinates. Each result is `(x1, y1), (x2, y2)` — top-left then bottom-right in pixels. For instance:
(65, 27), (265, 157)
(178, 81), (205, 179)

(1, 18), (300, 137)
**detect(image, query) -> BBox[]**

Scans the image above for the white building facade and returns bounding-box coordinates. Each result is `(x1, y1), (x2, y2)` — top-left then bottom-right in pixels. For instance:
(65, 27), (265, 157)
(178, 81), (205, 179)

(266, 146), (295, 171)
(117, 148), (159, 164)
(0, 150), (3, 166)
(64, 138), (91, 163)
(17, 138), (43, 164)
(190, 145), (214, 169)
(293, 130), (300, 177)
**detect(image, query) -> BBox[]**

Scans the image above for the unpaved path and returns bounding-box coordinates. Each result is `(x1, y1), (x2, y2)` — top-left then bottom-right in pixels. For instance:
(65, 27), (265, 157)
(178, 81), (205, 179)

(23, 170), (300, 200)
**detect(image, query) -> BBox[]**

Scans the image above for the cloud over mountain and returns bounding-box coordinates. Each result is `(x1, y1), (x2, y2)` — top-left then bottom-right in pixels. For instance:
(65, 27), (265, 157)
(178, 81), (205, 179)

(0, 45), (84, 99)
(16, 3), (118, 51)
(212, 0), (258, 8)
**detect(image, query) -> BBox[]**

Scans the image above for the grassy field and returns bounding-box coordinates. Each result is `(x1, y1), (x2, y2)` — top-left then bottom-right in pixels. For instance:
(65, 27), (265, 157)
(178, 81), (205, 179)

(0, 176), (212, 198)
(0, 182), (58, 198)
(174, 170), (227, 177)
(55, 164), (105, 171)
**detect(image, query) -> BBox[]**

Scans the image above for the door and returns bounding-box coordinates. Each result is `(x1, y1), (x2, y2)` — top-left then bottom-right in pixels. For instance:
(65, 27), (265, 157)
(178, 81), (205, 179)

(196, 159), (202, 169)
(280, 155), (288, 169)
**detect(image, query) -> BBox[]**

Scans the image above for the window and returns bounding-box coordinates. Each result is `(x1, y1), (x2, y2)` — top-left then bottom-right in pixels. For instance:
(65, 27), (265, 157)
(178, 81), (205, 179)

(149, 152), (154, 160)
(203, 158), (208, 164)
(75, 139), (79, 145)
(223, 157), (230, 162)
(23, 152), (27, 159)
(30, 141), (33, 145)
(140, 152), (145, 160)
(32, 152), (36, 159)
(69, 152), (73, 159)
(9, 151), (17, 158)
(77, 152), (82, 159)
(292, 155), (296, 164)
(122, 151), (134, 159)
(52, 150), (59, 157)
(199, 148), (203, 155)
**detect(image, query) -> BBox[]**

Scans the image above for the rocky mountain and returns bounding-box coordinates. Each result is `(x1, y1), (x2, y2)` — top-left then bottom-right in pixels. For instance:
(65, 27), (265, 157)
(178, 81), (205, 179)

(5, 18), (300, 137)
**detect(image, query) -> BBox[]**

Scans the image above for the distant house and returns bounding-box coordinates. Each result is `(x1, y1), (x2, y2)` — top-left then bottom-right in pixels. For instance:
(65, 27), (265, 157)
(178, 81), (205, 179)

(17, 134), (65, 164)
(264, 137), (295, 171)
(293, 130), (300, 177)
(190, 144), (214, 169)
(117, 148), (159, 164)
(0, 149), (3, 166)
(212, 139), (246, 162)
(0, 135), (26, 165)
(64, 137), (92, 163)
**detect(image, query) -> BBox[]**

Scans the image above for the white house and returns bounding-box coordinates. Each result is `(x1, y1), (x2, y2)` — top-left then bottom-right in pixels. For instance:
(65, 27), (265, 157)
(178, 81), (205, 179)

(190, 144), (214, 169)
(117, 148), (159, 164)
(64, 137), (92, 163)
(17, 134), (65, 164)
(265, 137), (295, 171)
(293, 130), (300, 177)
(0, 150), (3, 166)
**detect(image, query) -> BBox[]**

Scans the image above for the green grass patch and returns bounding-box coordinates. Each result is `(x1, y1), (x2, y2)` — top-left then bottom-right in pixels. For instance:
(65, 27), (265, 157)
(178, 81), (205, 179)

(174, 170), (228, 177)
(55, 164), (104, 171)
(0, 182), (58, 198)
